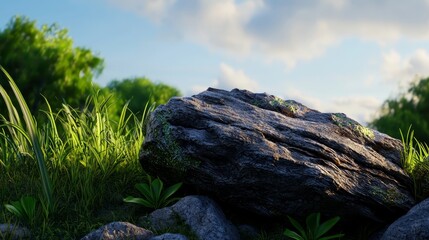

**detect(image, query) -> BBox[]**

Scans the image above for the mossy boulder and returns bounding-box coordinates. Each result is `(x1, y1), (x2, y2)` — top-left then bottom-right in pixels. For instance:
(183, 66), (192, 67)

(140, 88), (415, 224)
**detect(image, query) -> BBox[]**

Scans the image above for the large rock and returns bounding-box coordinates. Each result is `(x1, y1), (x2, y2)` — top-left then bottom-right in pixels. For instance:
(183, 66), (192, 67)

(381, 197), (429, 239)
(140, 88), (415, 222)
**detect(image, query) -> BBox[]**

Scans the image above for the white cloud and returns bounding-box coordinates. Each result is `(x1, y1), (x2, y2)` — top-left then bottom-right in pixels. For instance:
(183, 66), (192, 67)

(330, 96), (382, 124)
(172, 0), (263, 54)
(215, 63), (258, 91)
(281, 88), (381, 124)
(190, 63), (258, 94)
(381, 49), (429, 90)
(108, 0), (429, 67)
(282, 88), (324, 111)
(190, 85), (208, 95)
(109, 0), (176, 22)
(321, 0), (348, 10)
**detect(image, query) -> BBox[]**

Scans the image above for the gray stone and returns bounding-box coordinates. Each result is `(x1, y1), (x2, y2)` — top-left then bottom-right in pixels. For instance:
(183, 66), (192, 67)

(0, 224), (31, 239)
(144, 195), (240, 240)
(381, 198), (429, 239)
(80, 221), (153, 240)
(171, 196), (240, 240)
(140, 88), (415, 223)
(143, 207), (176, 231)
(150, 233), (189, 240)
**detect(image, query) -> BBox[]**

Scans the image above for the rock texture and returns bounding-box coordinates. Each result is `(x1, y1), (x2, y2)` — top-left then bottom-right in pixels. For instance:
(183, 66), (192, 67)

(381, 197), (429, 239)
(143, 195), (240, 240)
(140, 88), (415, 222)
(149, 233), (189, 240)
(80, 222), (153, 240)
(0, 224), (31, 240)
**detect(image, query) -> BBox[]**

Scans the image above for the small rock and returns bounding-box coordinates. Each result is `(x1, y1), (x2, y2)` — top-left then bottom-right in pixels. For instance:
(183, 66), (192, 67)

(0, 224), (31, 240)
(171, 196), (240, 240)
(142, 207), (176, 231)
(80, 221), (153, 240)
(150, 233), (189, 240)
(381, 198), (429, 239)
(144, 195), (240, 240)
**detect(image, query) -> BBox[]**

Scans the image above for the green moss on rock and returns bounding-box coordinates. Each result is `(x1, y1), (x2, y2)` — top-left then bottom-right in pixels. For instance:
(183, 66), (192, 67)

(250, 95), (300, 117)
(143, 110), (201, 179)
(331, 113), (375, 140)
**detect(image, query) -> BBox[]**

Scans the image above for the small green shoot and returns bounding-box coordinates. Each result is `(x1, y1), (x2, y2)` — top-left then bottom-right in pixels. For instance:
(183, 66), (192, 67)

(284, 212), (344, 240)
(124, 175), (182, 209)
(4, 196), (37, 226)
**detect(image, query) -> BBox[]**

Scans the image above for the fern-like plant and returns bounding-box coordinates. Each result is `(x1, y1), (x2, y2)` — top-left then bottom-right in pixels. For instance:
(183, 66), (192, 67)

(284, 212), (344, 240)
(123, 175), (182, 209)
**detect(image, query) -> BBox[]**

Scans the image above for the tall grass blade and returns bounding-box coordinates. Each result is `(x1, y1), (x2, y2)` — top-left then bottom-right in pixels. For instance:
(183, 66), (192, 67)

(0, 66), (53, 210)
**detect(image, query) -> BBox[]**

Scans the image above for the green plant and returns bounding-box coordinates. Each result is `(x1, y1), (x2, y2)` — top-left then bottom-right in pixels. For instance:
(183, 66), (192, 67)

(0, 66), (53, 211)
(370, 76), (429, 144)
(4, 196), (37, 226)
(284, 212), (344, 240)
(124, 175), (182, 209)
(400, 126), (429, 200)
(0, 16), (104, 114)
(0, 66), (150, 238)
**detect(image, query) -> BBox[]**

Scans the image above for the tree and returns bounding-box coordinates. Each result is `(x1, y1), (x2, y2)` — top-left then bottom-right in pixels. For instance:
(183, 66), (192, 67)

(370, 77), (429, 143)
(107, 77), (181, 116)
(0, 16), (104, 114)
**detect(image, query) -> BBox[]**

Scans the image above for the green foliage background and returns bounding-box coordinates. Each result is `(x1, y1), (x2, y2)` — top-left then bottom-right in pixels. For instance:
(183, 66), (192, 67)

(108, 77), (181, 118)
(370, 77), (429, 144)
(0, 16), (181, 120)
(0, 16), (103, 113)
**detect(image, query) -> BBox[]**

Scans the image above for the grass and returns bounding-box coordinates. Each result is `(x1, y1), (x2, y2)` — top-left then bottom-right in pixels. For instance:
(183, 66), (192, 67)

(0, 67), (154, 238)
(400, 126), (429, 200)
(0, 66), (52, 216)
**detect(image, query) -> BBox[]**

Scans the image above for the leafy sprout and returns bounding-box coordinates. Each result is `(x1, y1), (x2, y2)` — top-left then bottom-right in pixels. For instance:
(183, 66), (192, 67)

(123, 175), (182, 210)
(284, 212), (344, 240)
(4, 196), (37, 226)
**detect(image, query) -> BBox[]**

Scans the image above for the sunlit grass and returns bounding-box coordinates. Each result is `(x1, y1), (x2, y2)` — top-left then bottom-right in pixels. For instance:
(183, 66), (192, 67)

(0, 67), (154, 238)
(400, 126), (429, 200)
(0, 66), (53, 215)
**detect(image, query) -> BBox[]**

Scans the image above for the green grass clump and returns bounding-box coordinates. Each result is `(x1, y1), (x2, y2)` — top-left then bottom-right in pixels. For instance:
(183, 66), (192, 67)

(0, 67), (154, 238)
(400, 126), (429, 200)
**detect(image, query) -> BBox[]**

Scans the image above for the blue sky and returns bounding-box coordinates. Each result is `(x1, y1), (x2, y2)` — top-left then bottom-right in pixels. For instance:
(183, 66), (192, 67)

(2, 0), (429, 124)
